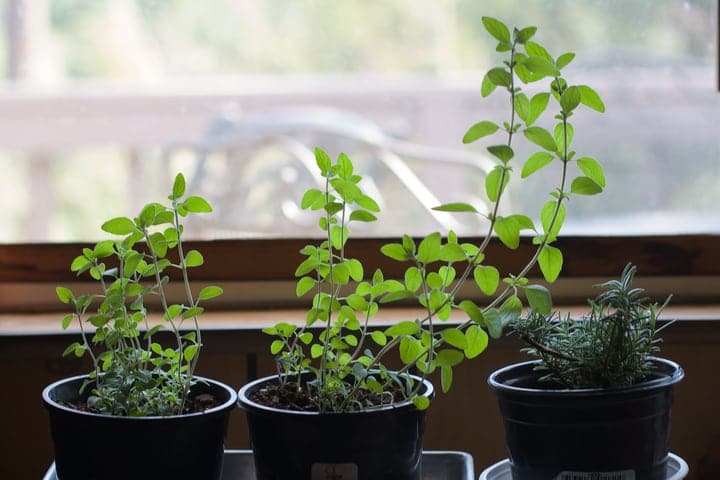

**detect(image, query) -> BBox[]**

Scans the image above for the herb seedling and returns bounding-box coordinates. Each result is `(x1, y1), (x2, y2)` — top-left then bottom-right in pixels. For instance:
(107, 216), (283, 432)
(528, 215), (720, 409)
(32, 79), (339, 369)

(57, 173), (223, 416)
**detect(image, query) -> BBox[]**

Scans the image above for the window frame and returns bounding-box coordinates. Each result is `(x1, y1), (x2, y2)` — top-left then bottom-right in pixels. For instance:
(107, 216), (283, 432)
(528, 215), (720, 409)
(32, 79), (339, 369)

(1, 234), (718, 314)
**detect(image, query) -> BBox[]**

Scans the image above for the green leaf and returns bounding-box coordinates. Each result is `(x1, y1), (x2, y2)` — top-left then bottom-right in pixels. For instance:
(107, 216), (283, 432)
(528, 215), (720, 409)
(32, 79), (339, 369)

(301, 188), (325, 210)
(487, 145), (514, 163)
(464, 325), (488, 359)
(515, 26), (537, 44)
(413, 395), (430, 410)
(417, 232), (442, 264)
(183, 196), (212, 213)
(347, 293), (368, 311)
(481, 16), (511, 43)
(556, 52), (576, 69)
(524, 126), (557, 152)
(370, 330), (387, 346)
(381, 243), (410, 262)
(522, 56), (560, 77)
(474, 265), (500, 295)
(330, 225), (349, 250)
(314, 147), (332, 174)
(525, 41), (553, 61)
(441, 328), (468, 350)
(571, 176), (603, 195)
(521, 151), (554, 178)
(310, 343), (324, 358)
(499, 295), (523, 327)
(433, 202), (479, 213)
(331, 178), (362, 203)
(346, 259), (363, 282)
(538, 245), (563, 283)
(577, 157), (606, 188)
(270, 340), (284, 355)
(385, 320), (420, 337)
(101, 217), (136, 235)
(399, 337), (422, 364)
(458, 300), (485, 325)
(336, 152), (354, 179)
(484, 309), (503, 339)
(70, 255), (91, 273)
(296, 276), (315, 297)
(164, 304), (183, 322)
(541, 201), (566, 241)
(554, 122), (574, 153)
(198, 285), (223, 301)
(182, 306), (204, 319)
(481, 72), (497, 97)
(61, 314), (74, 330)
(56, 287), (74, 304)
(349, 210), (377, 222)
(172, 173), (186, 199)
(404, 267), (422, 293)
(560, 86), (582, 113)
(331, 263), (350, 284)
(295, 256), (319, 277)
(184, 250), (204, 267)
(514, 93), (530, 124)
(525, 284), (553, 315)
(486, 67), (512, 87)
(493, 217), (518, 249)
(485, 166), (510, 203)
(435, 349), (464, 368)
(183, 344), (198, 362)
(356, 194), (380, 212)
(62, 342), (82, 358)
(441, 366), (453, 393)
(527, 92), (550, 126)
(439, 243), (466, 262)
(93, 240), (114, 258)
(462, 121), (499, 144)
(578, 85), (606, 112)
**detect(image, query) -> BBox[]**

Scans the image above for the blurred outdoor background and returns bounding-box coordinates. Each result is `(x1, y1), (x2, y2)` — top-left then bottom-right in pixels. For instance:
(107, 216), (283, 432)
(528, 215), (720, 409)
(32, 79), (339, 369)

(0, 0), (717, 241)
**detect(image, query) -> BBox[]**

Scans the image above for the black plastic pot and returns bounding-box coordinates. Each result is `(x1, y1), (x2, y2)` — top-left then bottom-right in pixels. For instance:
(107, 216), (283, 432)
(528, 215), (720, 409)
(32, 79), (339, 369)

(488, 358), (684, 480)
(43, 375), (237, 480)
(237, 374), (434, 480)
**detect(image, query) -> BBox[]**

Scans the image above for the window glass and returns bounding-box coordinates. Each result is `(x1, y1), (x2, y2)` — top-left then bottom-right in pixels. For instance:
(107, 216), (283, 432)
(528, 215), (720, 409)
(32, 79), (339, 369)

(0, 0), (716, 241)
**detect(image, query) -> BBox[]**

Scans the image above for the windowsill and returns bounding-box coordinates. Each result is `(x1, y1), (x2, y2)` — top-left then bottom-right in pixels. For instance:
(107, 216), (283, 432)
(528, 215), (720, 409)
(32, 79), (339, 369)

(2, 304), (720, 337)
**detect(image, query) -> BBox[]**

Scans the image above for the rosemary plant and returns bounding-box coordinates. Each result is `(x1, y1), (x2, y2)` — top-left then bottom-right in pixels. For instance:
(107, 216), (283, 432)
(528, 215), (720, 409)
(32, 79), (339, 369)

(514, 264), (670, 388)
(263, 17), (607, 412)
(56, 173), (223, 416)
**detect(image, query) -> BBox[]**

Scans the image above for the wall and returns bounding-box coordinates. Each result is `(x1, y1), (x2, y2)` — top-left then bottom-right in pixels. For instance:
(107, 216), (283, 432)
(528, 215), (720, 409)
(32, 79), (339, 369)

(1, 319), (718, 479)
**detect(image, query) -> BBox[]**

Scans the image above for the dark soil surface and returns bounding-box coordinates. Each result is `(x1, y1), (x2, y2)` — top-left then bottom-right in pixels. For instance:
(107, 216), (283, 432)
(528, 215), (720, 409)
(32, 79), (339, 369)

(62, 392), (218, 415)
(247, 380), (408, 412)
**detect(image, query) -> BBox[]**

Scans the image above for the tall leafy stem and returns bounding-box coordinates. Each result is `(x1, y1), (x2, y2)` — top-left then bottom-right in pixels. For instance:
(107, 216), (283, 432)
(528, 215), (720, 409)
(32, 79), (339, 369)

(264, 17), (607, 413)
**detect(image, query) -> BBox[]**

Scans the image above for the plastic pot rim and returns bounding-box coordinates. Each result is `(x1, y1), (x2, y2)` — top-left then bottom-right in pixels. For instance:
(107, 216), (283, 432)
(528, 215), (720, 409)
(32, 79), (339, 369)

(42, 374), (238, 420)
(488, 357), (684, 398)
(237, 372), (435, 416)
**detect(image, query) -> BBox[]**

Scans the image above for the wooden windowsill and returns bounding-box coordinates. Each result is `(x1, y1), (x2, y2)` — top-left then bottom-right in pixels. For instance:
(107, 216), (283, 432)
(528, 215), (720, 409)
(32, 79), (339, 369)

(2, 304), (720, 337)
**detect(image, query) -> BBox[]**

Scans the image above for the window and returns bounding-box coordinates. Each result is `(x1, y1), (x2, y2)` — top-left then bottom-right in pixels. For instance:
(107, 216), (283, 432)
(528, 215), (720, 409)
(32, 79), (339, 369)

(0, 1), (718, 311)
(0, 0), (717, 241)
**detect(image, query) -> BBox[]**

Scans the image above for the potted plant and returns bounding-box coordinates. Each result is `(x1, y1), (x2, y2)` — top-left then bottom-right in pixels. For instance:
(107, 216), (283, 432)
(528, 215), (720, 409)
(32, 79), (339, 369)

(238, 17), (607, 480)
(488, 264), (684, 480)
(42, 173), (237, 480)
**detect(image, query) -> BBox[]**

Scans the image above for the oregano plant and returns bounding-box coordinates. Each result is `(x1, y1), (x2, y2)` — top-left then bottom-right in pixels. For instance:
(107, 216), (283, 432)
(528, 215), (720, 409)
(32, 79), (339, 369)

(263, 17), (606, 412)
(56, 173), (223, 416)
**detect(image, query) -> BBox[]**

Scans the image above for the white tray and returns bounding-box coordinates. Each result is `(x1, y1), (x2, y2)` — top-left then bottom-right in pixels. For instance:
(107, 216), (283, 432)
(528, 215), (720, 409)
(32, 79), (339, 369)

(45, 449), (475, 479)
(479, 453), (689, 480)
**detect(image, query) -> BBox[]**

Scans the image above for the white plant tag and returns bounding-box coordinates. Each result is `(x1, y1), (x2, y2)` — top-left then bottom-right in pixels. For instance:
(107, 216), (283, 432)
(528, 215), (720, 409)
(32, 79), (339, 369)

(555, 470), (635, 480)
(311, 463), (359, 480)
